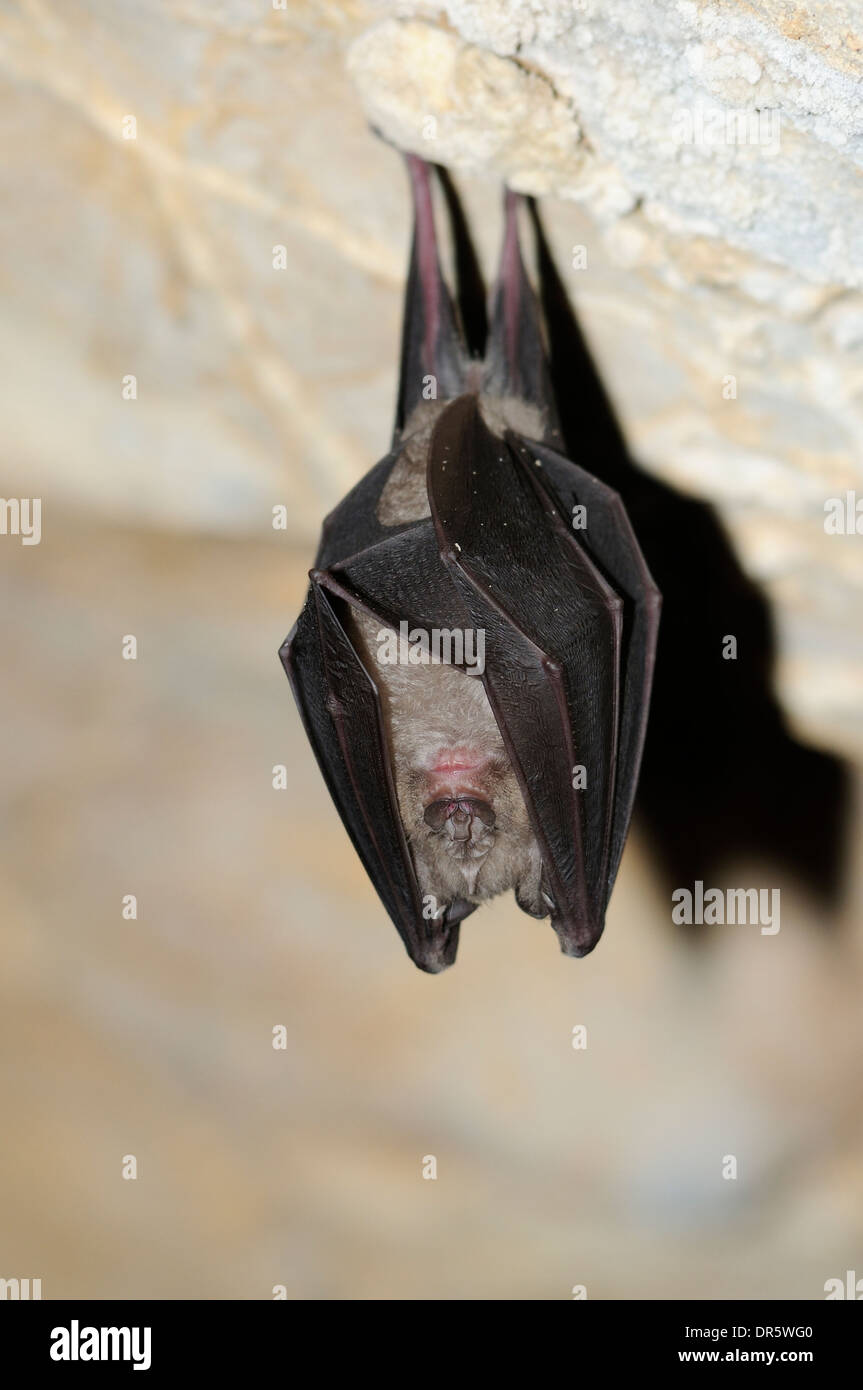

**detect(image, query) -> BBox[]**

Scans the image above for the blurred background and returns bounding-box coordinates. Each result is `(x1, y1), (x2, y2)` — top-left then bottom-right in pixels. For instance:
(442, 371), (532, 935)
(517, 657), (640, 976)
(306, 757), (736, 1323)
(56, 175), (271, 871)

(1, 0), (862, 1299)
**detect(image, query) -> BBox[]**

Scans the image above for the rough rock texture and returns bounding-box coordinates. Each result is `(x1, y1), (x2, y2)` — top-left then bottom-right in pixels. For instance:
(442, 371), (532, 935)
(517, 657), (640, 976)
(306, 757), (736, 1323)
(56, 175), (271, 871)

(2, 1), (863, 1302)
(355, 2), (863, 284)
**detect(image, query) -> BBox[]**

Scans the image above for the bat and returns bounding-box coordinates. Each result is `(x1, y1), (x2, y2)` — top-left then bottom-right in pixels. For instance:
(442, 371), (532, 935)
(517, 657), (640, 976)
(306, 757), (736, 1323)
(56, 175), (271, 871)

(280, 155), (661, 973)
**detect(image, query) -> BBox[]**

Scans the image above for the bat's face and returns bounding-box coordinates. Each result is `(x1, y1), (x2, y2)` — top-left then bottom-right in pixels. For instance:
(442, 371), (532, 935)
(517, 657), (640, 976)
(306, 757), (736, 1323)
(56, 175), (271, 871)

(403, 748), (543, 911)
(350, 608), (545, 915)
(418, 751), (499, 859)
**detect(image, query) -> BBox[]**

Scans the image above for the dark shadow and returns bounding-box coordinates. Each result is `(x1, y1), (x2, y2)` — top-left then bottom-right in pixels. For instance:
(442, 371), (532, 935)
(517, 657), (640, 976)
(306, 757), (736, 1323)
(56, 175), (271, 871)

(520, 200), (850, 907)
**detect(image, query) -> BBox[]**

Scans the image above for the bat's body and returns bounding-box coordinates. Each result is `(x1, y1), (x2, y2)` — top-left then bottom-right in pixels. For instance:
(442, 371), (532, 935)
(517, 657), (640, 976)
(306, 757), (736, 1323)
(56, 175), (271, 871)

(348, 603), (545, 917)
(281, 157), (660, 973)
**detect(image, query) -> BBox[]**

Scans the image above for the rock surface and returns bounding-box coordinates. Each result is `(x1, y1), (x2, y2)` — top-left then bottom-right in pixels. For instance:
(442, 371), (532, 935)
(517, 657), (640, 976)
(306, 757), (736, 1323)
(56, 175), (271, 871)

(1, 2), (862, 1302)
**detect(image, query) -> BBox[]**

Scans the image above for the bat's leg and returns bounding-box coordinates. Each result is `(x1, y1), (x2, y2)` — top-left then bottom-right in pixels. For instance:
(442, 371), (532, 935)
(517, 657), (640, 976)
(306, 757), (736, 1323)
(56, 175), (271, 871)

(482, 189), (562, 446)
(393, 155), (467, 441)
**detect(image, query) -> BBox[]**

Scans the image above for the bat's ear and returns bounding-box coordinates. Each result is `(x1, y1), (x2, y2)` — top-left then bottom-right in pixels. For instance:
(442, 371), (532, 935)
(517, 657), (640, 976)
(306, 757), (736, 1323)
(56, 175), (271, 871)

(394, 155), (468, 442)
(483, 190), (561, 444)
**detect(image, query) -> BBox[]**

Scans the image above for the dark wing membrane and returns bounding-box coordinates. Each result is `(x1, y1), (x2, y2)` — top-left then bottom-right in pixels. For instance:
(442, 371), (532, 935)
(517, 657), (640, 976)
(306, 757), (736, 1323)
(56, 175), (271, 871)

(315, 449), (406, 572)
(508, 433), (661, 892)
(280, 579), (461, 973)
(331, 519), (467, 641)
(427, 395), (623, 956)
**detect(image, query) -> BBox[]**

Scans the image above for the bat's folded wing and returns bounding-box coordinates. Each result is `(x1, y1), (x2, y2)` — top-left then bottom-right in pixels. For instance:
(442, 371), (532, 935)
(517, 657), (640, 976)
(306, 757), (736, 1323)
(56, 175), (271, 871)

(508, 434), (662, 895)
(281, 574), (469, 973)
(427, 395), (624, 956)
(281, 395), (659, 969)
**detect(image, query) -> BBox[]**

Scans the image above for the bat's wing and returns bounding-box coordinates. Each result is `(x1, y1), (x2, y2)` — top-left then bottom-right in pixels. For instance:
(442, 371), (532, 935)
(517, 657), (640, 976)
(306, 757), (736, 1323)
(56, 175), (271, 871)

(462, 182), (660, 935)
(507, 434), (661, 893)
(281, 566), (474, 974)
(427, 394), (623, 956)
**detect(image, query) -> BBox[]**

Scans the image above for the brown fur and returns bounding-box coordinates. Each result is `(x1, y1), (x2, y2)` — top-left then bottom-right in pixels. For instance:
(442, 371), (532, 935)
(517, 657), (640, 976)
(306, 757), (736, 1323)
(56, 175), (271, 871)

(349, 608), (545, 918)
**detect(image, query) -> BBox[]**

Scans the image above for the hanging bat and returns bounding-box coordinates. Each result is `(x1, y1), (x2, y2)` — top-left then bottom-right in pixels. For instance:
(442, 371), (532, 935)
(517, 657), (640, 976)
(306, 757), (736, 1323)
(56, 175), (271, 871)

(280, 155), (660, 973)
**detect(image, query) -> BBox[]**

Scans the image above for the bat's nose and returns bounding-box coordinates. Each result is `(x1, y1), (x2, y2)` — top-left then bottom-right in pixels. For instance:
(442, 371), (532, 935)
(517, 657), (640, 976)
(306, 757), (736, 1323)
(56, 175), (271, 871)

(424, 797), (496, 838)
